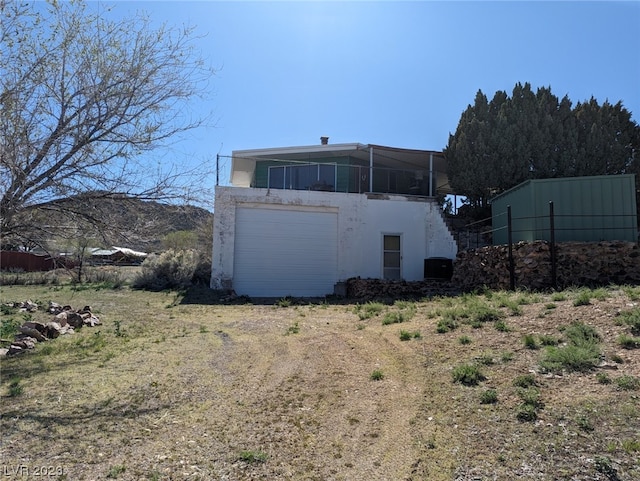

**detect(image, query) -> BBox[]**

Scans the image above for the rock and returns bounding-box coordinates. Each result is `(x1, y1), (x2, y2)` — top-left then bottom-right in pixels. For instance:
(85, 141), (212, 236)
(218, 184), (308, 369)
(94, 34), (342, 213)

(11, 337), (36, 350)
(22, 321), (47, 334)
(66, 312), (84, 329)
(0, 348), (8, 356)
(48, 301), (63, 314)
(54, 311), (69, 327)
(45, 322), (63, 339)
(19, 300), (38, 312)
(8, 345), (24, 355)
(83, 315), (101, 327)
(18, 326), (47, 342)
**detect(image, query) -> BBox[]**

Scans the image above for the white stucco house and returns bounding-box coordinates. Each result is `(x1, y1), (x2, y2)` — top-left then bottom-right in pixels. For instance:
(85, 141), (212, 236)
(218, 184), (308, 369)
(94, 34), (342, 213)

(211, 140), (458, 297)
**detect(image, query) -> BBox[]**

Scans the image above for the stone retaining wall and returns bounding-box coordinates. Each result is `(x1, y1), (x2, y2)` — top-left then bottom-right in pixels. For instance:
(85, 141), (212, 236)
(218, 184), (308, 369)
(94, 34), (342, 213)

(452, 240), (640, 291)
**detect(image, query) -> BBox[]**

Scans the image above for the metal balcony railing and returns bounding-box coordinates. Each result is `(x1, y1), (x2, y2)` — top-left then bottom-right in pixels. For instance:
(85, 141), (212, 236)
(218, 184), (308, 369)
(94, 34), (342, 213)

(264, 162), (443, 196)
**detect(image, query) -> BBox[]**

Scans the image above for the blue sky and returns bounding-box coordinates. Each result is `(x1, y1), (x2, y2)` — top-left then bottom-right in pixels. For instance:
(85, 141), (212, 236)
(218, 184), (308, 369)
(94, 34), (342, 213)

(98, 0), (640, 193)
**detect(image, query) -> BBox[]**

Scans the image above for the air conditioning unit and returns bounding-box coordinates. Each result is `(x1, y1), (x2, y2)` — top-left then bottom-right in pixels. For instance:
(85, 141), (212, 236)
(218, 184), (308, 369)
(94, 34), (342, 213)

(424, 257), (453, 280)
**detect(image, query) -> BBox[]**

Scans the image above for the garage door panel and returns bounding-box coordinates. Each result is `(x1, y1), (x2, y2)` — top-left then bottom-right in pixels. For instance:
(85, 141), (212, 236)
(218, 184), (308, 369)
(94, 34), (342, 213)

(233, 207), (337, 297)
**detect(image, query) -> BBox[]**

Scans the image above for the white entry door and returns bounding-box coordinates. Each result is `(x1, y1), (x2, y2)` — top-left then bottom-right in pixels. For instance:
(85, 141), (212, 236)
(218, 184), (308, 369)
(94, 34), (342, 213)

(383, 234), (402, 280)
(233, 207), (338, 297)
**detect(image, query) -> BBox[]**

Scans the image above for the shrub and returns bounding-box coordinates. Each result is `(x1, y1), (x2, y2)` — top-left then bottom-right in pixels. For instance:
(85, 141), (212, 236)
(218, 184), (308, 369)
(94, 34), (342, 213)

(382, 311), (406, 325)
(106, 465), (126, 479)
(285, 322), (300, 335)
(540, 322), (602, 373)
(513, 374), (536, 388)
(451, 363), (486, 386)
(0, 317), (21, 339)
(517, 387), (543, 409)
(133, 249), (201, 290)
(501, 351), (514, 363)
(494, 319), (510, 332)
(615, 375), (640, 391)
(618, 334), (640, 349)
(596, 372), (611, 384)
(573, 289), (592, 306)
(594, 456), (619, 480)
(399, 330), (412, 341)
(436, 317), (457, 333)
(399, 330), (420, 341)
(564, 322), (601, 345)
(7, 377), (23, 397)
(539, 334), (560, 346)
(277, 297), (292, 308)
(354, 302), (385, 320)
(471, 306), (503, 324)
(523, 334), (539, 350)
(370, 369), (384, 381)
(480, 389), (498, 404)
(516, 403), (538, 422)
(238, 450), (268, 463)
(540, 344), (601, 373)
(458, 335), (472, 345)
(476, 352), (495, 365)
(576, 414), (594, 432)
(617, 308), (640, 335)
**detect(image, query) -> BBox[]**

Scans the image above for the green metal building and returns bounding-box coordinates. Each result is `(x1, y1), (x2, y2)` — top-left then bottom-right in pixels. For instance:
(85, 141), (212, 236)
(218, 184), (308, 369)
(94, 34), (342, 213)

(491, 174), (638, 245)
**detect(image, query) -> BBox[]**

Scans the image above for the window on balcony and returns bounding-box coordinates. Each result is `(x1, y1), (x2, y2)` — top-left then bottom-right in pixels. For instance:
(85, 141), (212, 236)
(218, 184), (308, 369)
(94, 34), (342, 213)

(268, 164), (337, 191)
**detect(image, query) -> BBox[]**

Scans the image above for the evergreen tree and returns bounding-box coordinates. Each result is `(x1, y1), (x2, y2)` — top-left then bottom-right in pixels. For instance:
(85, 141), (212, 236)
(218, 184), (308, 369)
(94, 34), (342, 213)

(445, 83), (640, 218)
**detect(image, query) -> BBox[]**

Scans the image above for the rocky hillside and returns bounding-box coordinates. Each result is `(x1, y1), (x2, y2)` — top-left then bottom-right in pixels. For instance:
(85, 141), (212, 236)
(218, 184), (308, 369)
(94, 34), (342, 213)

(28, 196), (214, 253)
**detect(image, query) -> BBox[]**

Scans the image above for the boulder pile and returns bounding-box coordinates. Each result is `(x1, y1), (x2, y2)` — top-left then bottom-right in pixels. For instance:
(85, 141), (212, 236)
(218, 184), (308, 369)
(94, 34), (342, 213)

(1, 301), (101, 356)
(345, 278), (459, 300)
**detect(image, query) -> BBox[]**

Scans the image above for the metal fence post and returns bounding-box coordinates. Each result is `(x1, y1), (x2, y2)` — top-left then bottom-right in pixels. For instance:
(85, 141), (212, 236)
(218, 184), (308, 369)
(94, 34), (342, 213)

(549, 201), (557, 289)
(507, 205), (515, 290)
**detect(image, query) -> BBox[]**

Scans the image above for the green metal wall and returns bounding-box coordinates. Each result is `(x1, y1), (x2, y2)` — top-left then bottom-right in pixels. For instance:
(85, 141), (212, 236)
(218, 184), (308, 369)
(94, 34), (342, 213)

(491, 175), (637, 244)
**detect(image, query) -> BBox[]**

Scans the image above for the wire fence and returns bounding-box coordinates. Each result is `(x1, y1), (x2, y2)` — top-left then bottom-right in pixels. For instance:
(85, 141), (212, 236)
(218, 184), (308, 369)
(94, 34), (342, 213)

(460, 201), (638, 289)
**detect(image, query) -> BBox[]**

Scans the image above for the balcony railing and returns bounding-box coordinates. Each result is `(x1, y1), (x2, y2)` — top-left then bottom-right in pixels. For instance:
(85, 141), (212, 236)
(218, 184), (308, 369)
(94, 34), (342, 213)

(263, 162), (442, 196)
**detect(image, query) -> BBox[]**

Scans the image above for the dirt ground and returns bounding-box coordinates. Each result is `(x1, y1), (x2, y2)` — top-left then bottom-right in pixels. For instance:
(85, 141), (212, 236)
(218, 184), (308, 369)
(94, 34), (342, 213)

(1, 285), (639, 480)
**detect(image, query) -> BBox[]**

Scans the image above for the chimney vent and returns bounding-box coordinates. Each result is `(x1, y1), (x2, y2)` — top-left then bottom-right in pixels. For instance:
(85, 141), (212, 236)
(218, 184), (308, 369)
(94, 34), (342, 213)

(320, 136), (329, 145)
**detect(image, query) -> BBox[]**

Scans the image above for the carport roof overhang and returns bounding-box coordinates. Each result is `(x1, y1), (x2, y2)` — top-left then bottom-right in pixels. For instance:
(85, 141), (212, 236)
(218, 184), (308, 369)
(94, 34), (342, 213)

(230, 143), (452, 194)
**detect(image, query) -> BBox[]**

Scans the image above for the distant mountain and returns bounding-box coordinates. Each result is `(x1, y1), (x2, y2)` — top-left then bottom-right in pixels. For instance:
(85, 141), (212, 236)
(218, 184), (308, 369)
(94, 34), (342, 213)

(29, 196), (214, 254)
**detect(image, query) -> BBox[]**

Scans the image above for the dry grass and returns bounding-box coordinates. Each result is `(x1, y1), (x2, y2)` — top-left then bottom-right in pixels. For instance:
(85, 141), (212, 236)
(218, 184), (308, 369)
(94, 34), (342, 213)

(1, 283), (639, 480)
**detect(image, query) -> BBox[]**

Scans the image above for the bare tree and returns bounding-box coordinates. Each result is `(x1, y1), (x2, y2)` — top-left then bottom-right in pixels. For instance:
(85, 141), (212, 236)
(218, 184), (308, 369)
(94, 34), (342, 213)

(0, 0), (215, 248)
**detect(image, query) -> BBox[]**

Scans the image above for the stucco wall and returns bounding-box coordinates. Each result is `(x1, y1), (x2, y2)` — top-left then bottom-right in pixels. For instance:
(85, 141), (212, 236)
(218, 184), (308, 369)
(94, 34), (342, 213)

(210, 187), (457, 292)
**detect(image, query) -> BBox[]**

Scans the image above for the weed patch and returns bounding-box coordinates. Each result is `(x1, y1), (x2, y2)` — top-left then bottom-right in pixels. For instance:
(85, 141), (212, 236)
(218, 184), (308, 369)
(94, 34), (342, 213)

(436, 317), (457, 333)
(513, 374), (536, 388)
(523, 334), (539, 350)
(540, 322), (601, 373)
(615, 375), (640, 391)
(285, 322), (300, 335)
(616, 308), (640, 335)
(354, 302), (385, 320)
(618, 334), (640, 349)
(480, 389), (498, 404)
(238, 450), (268, 463)
(399, 330), (421, 341)
(451, 363), (486, 386)
(6, 377), (24, 397)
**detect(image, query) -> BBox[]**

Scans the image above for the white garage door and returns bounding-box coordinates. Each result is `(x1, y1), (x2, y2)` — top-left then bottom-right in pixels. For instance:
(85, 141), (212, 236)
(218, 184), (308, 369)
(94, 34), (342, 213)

(233, 207), (338, 297)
